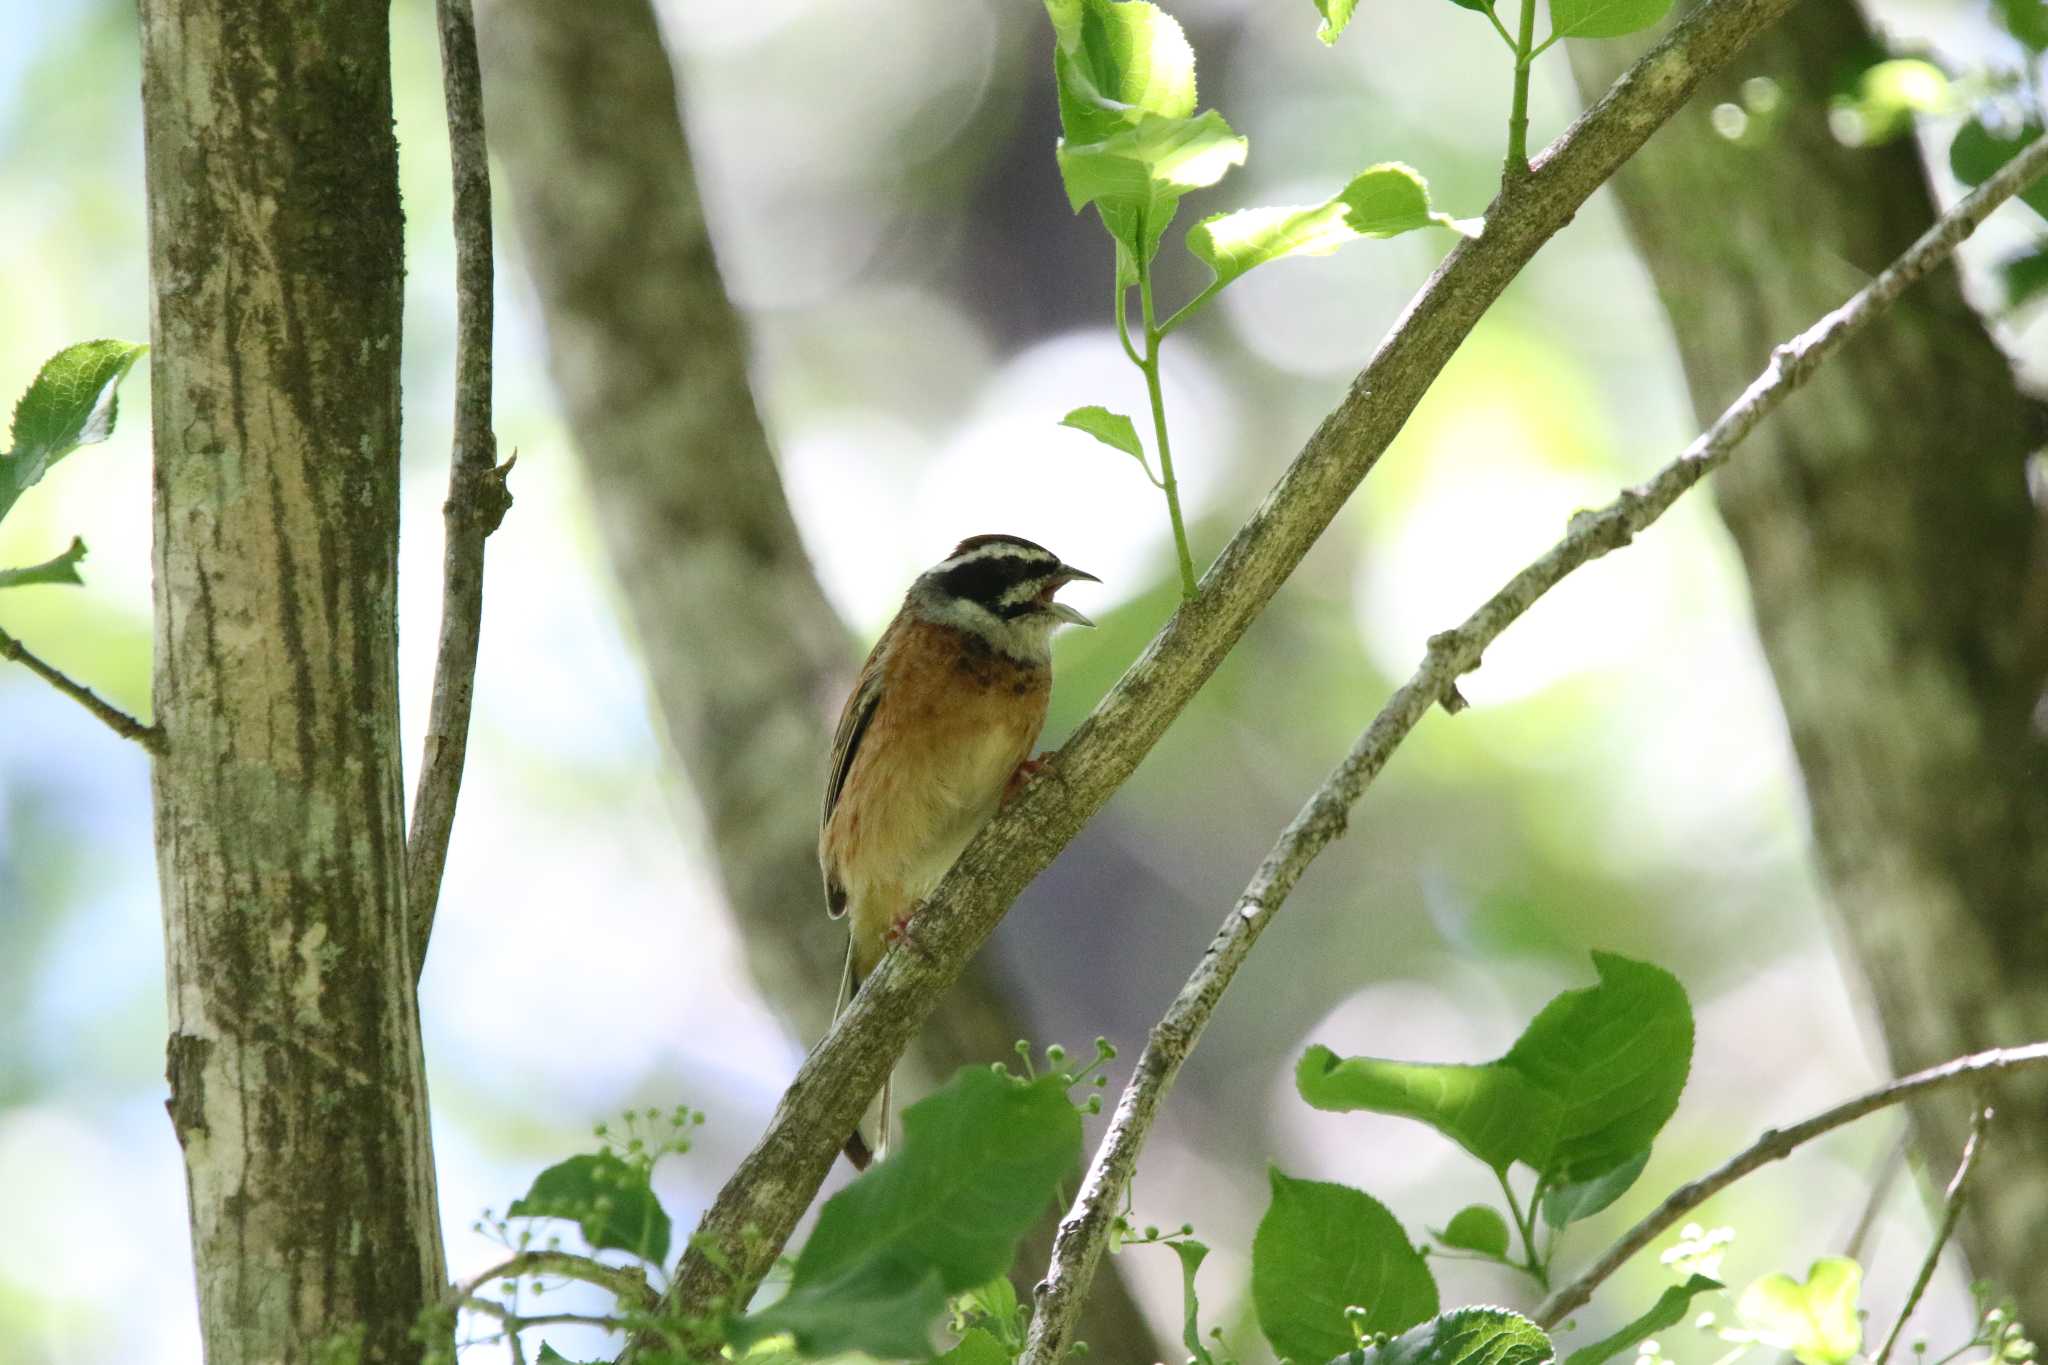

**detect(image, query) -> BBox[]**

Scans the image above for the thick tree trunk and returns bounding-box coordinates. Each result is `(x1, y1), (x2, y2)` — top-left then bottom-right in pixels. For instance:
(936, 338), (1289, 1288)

(475, 3), (1164, 1356)
(139, 4), (446, 1361)
(1567, 2), (2048, 1320)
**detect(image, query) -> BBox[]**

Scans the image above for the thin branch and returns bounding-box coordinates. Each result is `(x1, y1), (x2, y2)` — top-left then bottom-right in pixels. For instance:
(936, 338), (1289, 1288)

(452, 1250), (659, 1314)
(1871, 1104), (1992, 1365)
(635, 3), (1807, 1352)
(1541, 1053), (2046, 1327)
(409, 0), (512, 981)
(0, 622), (163, 752)
(1021, 130), (2048, 1364)
(1840, 1133), (1908, 1265)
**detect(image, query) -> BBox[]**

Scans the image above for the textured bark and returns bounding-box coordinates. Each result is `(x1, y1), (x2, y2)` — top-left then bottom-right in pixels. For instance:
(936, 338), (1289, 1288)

(1567, 3), (2048, 1323)
(139, 4), (445, 1361)
(473, 1), (1163, 1355)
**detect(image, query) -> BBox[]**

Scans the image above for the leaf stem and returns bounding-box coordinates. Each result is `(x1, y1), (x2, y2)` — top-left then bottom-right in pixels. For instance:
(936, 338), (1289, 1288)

(1115, 274), (1143, 368)
(1495, 1169), (1551, 1289)
(1135, 249), (1199, 599)
(1159, 279), (1223, 338)
(1505, 0), (1538, 182)
(1484, 0), (1522, 55)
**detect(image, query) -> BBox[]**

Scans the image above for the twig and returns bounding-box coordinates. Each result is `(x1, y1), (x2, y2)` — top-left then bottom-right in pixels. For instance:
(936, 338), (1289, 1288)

(1841, 1133), (1908, 1265)
(634, 3), (1807, 1353)
(1020, 130), (2048, 1364)
(1540, 1053), (2045, 1327)
(0, 623), (163, 752)
(451, 1250), (660, 1314)
(1871, 1104), (1992, 1365)
(408, 0), (512, 981)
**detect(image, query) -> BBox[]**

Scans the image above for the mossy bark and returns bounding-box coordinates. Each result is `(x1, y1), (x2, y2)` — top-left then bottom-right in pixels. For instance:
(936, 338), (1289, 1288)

(1568, 1), (2048, 1321)
(139, 2), (446, 1360)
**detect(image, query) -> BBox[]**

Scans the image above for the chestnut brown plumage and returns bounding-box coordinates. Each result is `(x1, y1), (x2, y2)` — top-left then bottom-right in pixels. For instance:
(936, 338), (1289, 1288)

(820, 534), (1097, 1168)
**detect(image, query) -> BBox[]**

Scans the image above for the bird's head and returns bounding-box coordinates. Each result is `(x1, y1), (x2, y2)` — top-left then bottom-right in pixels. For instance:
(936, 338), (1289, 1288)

(910, 533), (1100, 661)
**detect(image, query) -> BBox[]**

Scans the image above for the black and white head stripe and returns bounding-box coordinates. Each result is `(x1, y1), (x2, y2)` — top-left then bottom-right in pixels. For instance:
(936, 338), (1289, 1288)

(931, 535), (1066, 620)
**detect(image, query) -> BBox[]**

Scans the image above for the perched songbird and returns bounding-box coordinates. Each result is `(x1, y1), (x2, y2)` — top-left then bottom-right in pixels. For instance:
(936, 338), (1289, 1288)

(820, 533), (1098, 1167)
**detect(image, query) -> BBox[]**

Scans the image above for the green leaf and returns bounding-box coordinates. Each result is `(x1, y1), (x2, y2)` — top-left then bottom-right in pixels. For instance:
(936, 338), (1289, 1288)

(1736, 1259), (1863, 1365)
(1498, 952), (1693, 1180)
(535, 1346), (609, 1365)
(1060, 405), (1146, 460)
(0, 536), (89, 590)
(2001, 243), (2048, 308)
(1044, 0), (1244, 269)
(1995, 0), (2048, 50)
(1541, 1145), (1650, 1228)
(1547, 0), (1673, 40)
(1055, 109), (1247, 215)
(1295, 1044), (1561, 1173)
(1313, 0), (1361, 44)
(1, 340), (147, 529)
(1168, 1238), (1216, 1365)
(1434, 1205), (1510, 1258)
(1252, 1169), (1438, 1364)
(508, 1152), (671, 1264)
(1338, 1307), (1556, 1365)
(1187, 163), (1474, 293)
(1835, 60), (1952, 146)
(1951, 119), (2048, 222)
(729, 1067), (1081, 1359)
(1562, 1275), (1721, 1365)
(935, 1327), (1015, 1365)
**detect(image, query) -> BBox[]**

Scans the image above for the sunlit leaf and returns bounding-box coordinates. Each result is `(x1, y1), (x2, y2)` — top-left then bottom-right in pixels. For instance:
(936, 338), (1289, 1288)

(1187, 163), (1474, 292)
(1498, 952), (1692, 1180)
(1835, 60), (1953, 146)
(1312, 0), (1361, 44)
(1055, 109), (1247, 214)
(2000, 243), (2048, 308)
(508, 1152), (670, 1264)
(1562, 1276), (1721, 1365)
(728, 1067), (1081, 1359)
(1548, 0), (1673, 40)
(1252, 1169), (1438, 1364)
(1434, 1204), (1510, 1258)
(1736, 1259), (1863, 1365)
(934, 1327), (1014, 1365)
(1296, 1045), (1558, 1173)
(0, 536), (88, 590)
(1336, 1307), (1555, 1365)
(1, 339), (147, 528)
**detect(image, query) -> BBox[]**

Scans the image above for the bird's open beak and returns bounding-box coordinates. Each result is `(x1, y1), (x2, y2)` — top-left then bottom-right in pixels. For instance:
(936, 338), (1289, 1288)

(1049, 565), (1099, 628)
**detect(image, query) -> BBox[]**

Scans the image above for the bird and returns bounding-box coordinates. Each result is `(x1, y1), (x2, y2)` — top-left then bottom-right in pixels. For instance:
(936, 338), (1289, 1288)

(819, 533), (1099, 1169)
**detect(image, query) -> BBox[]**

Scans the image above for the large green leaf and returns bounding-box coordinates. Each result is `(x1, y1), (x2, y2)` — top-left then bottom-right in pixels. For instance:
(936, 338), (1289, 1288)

(1950, 119), (2048, 221)
(729, 1067), (1082, 1359)
(1, 339), (147, 528)
(1295, 1045), (1557, 1172)
(1547, 0), (1673, 40)
(0, 537), (88, 591)
(1736, 1259), (1863, 1365)
(1498, 952), (1692, 1180)
(1562, 1276), (1721, 1365)
(1186, 163), (1473, 292)
(1338, 1307), (1555, 1365)
(507, 1152), (671, 1264)
(1252, 1169), (1438, 1364)
(1995, 0), (2048, 50)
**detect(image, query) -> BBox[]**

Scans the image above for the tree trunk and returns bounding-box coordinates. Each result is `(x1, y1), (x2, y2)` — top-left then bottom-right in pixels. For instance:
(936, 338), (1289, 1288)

(474, 2), (1164, 1356)
(139, 4), (446, 1361)
(1567, 2), (2048, 1319)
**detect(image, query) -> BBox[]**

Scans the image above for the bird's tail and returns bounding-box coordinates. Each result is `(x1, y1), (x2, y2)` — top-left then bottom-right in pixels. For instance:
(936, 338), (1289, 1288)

(836, 943), (893, 1171)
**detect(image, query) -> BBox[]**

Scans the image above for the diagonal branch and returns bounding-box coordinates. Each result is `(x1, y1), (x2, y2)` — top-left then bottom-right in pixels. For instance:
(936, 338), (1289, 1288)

(1541, 1049), (2045, 1327)
(634, 0), (1807, 1349)
(0, 622), (164, 752)
(409, 0), (513, 981)
(1020, 124), (2048, 1365)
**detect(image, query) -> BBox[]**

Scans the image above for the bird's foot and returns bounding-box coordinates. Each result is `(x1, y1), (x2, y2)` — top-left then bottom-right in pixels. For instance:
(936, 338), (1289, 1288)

(1004, 754), (1050, 804)
(883, 907), (917, 944)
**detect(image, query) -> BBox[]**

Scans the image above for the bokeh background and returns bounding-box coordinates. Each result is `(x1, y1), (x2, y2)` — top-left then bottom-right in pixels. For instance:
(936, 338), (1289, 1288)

(1, 0), (2037, 1360)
